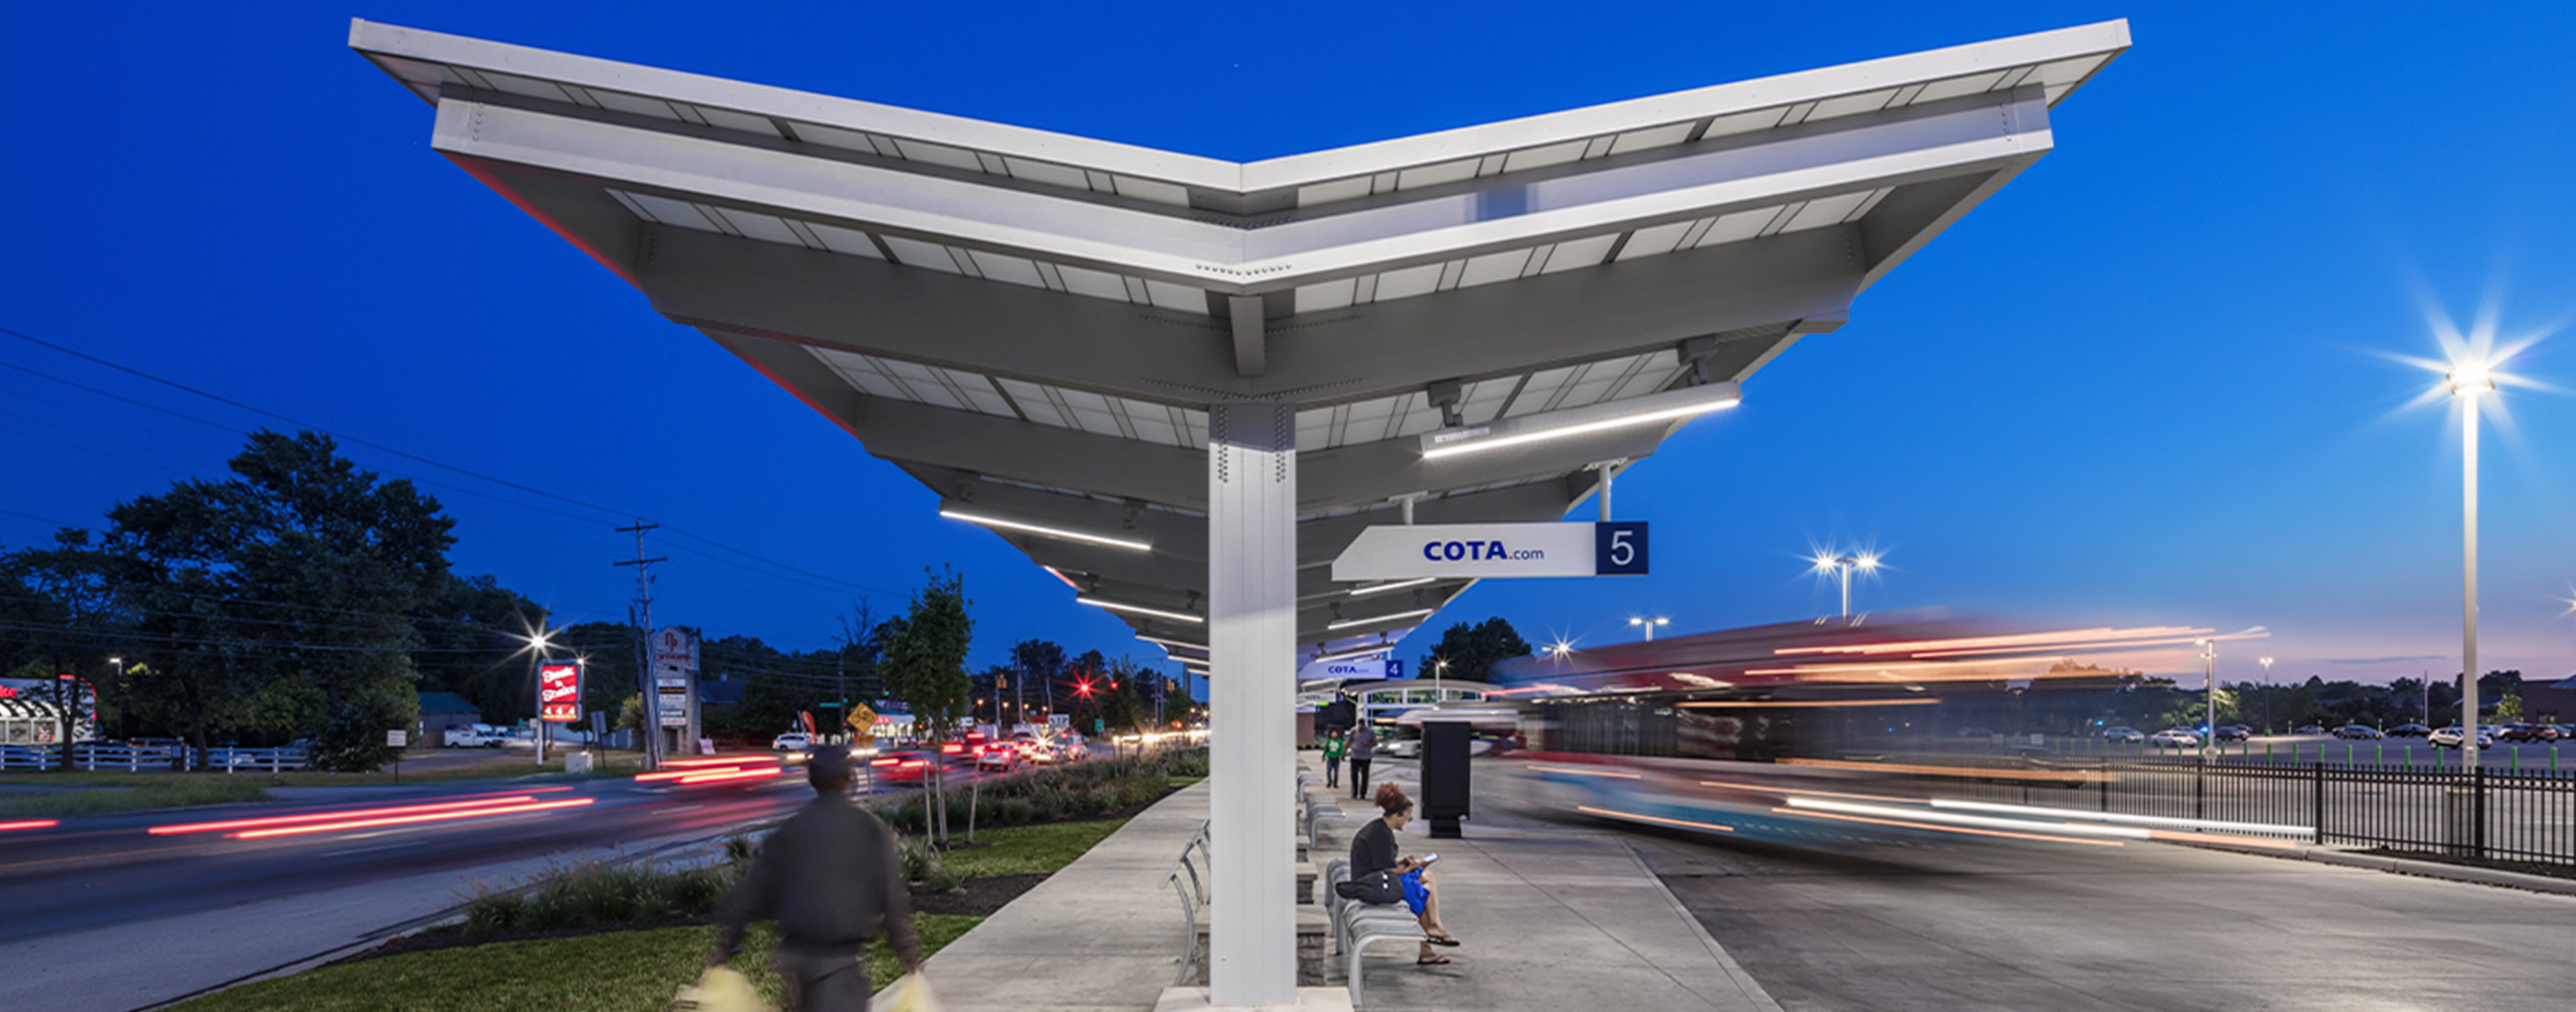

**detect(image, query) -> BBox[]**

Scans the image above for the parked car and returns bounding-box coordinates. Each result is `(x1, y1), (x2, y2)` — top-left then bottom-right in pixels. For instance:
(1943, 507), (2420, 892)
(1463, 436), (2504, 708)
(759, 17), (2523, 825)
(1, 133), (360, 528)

(2148, 729), (2201, 748)
(2294, 724), (2326, 735)
(2332, 725), (2386, 740)
(2101, 726), (2146, 742)
(974, 742), (1018, 772)
(2498, 723), (2558, 743)
(2428, 726), (2496, 750)
(443, 726), (503, 748)
(2388, 724), (2432, 738)
(2551, 725), (2576, 742)
(2214, 725), (2253, 742)
(1956, 726), (1995, 738)
(868, 749), (936, 784)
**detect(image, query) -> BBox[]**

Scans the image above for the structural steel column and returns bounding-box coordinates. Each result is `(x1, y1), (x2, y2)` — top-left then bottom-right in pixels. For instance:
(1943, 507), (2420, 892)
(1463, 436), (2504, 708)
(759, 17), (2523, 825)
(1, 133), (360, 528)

(1206, 401), (1297, 1006)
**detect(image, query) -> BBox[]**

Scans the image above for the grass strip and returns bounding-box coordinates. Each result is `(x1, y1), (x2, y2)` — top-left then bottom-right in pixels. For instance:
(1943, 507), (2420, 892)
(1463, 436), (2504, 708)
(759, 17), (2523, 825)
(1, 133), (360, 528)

(0, 779), (270, 818)
(163, 915), (980, 1012)
(938, 818), (1129, 879)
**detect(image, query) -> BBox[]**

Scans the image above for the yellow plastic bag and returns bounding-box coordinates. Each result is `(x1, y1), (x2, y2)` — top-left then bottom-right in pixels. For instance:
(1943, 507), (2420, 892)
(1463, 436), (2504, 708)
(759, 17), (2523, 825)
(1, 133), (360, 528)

(870, 972), (942, 1012)
(671, 965), (773, 1012)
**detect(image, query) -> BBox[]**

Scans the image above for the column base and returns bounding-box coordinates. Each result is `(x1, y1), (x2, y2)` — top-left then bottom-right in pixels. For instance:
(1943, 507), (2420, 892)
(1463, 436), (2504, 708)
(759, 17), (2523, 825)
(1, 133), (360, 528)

(1156, 986), (1355, 1012)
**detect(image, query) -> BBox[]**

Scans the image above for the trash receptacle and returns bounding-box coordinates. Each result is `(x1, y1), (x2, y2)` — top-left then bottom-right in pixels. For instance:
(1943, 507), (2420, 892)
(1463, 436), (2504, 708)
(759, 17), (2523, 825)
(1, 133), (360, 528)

(1421, 721), (1471, 839)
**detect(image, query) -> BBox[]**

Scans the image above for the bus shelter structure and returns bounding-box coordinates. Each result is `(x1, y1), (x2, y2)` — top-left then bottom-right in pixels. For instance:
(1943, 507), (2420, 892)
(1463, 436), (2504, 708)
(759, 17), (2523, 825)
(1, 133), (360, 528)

(356, 18), (2125, 1006)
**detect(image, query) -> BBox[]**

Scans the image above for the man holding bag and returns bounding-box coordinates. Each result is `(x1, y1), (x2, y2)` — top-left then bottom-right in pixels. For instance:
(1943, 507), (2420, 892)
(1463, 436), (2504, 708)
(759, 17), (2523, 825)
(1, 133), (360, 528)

(710, 747), (923, 1011)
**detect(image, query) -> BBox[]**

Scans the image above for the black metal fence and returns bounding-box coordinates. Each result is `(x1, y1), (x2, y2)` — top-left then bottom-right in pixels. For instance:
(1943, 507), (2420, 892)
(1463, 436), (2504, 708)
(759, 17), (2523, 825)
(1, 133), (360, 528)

(1934, 757), (2576, 868)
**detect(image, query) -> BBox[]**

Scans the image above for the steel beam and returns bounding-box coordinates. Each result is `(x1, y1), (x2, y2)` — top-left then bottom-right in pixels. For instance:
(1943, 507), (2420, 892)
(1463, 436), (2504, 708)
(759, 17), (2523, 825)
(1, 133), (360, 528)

(1204, 401), (1297, 1004)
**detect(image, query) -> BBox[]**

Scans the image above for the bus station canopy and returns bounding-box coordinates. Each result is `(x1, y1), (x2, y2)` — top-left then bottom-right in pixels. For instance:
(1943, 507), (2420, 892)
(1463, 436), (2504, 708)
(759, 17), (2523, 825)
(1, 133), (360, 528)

(352, 17), (2127, 667)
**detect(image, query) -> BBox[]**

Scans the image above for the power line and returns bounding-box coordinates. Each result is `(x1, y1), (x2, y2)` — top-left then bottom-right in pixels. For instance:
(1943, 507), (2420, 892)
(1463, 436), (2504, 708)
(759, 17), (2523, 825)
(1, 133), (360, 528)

(0, 324), (902, 599)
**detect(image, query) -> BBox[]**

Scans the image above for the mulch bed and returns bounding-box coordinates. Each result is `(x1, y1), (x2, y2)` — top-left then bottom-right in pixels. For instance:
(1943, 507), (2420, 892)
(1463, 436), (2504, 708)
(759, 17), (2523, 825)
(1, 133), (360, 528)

(912, 873), (1049, 915)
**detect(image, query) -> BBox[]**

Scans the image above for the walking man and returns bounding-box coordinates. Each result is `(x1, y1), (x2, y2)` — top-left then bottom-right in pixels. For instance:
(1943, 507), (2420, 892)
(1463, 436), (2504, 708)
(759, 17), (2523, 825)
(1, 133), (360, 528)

(1322, 729), (1346, 788)
(711, 747), (922, 1010)
(1348, 723), (1376, 799)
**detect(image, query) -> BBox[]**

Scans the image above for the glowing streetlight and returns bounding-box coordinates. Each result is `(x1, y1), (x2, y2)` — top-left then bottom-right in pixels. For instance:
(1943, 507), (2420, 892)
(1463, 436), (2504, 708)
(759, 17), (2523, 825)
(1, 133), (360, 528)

(2448, 358), (2494, 773)
(1627, 616), (1669, 641)
(1811, 551), (1882, 618)
(2258, 656), (2274, 734)
(516, 623), (561, 766)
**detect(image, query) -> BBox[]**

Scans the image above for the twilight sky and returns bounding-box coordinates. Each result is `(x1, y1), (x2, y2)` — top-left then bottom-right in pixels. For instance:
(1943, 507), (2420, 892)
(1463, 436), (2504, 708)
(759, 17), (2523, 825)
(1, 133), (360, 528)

(5, 1), (2573, 688)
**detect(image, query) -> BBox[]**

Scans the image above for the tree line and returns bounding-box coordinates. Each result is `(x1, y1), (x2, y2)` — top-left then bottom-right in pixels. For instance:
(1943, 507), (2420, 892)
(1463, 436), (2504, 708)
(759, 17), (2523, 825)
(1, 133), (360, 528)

(0, 431), (1185, 770)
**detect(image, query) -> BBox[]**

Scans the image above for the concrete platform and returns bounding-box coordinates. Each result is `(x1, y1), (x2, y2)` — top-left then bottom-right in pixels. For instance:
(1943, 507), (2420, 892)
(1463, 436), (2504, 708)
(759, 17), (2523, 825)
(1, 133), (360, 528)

(923, 758), (1780, 1012)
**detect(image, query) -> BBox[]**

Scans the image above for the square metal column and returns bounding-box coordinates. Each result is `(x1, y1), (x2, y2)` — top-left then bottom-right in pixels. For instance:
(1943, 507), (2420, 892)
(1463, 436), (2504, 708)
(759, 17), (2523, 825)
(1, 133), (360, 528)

(1206, 401), (1297, 1006)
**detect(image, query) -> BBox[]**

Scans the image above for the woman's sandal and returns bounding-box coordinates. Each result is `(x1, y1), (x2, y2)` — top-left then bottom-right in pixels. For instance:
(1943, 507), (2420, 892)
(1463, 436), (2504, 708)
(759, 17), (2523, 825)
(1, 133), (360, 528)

(1426, 934), (1461, 947)
(1416, 954), (1452, 965)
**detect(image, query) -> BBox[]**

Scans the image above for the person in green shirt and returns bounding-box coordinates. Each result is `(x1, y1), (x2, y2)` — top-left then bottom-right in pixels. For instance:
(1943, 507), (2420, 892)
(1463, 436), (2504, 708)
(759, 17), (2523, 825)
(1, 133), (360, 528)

(1322, 729), (1346, 788)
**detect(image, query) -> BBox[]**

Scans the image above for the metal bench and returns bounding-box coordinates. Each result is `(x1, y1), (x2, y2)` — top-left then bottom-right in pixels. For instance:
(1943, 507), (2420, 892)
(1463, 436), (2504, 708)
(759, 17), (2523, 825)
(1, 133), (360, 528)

(1322, 858), (1431, 1007)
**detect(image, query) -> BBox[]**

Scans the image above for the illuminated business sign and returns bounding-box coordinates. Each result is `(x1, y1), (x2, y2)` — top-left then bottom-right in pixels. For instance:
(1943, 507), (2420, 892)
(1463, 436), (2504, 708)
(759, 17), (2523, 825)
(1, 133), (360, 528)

(538, 661), (582, 723)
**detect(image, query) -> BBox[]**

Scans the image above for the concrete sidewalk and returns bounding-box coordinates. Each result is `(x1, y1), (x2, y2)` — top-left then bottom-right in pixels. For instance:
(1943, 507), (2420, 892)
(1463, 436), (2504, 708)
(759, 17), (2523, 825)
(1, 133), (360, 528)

(925, 759), (1780, 1012)
(923, 778), (1214, 1012)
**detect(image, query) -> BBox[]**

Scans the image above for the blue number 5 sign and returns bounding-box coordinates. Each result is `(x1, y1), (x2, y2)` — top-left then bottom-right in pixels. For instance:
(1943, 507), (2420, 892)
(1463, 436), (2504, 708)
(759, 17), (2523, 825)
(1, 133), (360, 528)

(1594, 522), (1648, 575)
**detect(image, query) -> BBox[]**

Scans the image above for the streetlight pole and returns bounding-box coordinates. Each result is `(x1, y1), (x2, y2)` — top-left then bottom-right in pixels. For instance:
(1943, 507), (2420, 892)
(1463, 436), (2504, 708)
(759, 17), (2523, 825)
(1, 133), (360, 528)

(107, 656), (124, 741)
(2198, 638), (2216, 762)
(1811, 551), (1882, 618)
(1627, 616), (1669, 641)
(2259, 657), (2273, 734)
(2451, 362), (2492, 773)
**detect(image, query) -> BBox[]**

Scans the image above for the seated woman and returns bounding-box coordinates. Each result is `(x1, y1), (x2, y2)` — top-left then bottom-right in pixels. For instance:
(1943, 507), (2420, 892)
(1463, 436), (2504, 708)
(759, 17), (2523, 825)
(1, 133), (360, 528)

(1348, 782), (1461, 965)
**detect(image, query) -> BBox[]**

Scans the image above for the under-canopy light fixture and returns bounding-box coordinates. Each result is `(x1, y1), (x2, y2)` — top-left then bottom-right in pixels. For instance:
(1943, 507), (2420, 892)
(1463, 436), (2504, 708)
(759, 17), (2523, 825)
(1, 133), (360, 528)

(1076, 596), (1203, 624)
(940, 510), (1151, 552)
(1309, 645), (1392, 664)
(1419, 381), (1741, 460)
(1328, 607), (1434, 630)
(1134, 634), (1207, 653)
(1348, 577), (1435, 597)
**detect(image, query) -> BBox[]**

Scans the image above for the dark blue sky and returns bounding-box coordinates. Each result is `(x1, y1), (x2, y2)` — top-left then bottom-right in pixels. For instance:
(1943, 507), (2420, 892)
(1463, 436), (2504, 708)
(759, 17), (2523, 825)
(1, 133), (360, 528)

(6, 2), (2573, 687)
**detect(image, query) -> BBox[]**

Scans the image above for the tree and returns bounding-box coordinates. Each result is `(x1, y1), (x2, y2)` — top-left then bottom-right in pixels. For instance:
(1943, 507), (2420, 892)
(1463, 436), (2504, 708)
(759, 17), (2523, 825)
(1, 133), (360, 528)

(101, 431), (454, 766)
(1416, 617), (1534, 684)
(409, 573), (550, 723)
(880, 567), (973, 843)
(1098, 659), (1145, 735)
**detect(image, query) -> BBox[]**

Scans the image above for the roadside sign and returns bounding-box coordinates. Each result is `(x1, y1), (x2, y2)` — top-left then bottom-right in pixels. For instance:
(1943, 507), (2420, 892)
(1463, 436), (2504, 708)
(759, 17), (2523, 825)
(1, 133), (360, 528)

(539, 661), (583, 722)
(385, 730), (408, 748)
(1330, 521), (1648, 581)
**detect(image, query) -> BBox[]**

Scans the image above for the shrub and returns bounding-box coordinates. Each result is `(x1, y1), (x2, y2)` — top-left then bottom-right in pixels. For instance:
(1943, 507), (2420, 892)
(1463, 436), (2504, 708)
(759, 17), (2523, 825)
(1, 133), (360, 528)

(899, 834), (960, 891)
(456, 854), (740, 936)
(1081, 785), (1121, 816)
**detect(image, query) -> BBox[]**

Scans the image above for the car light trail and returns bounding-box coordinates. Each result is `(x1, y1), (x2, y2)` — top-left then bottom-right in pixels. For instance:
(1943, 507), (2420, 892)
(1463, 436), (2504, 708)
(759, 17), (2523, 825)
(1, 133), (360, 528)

(1575, 806), (1733, 834)
(233, 798), (596, 839)
(148, 789), (571, 835)
(1788, 798), (2149, 839)
(1926, 799), (2311, 837)
(1774, 807), (2124, 846)
(673, 765), (784, 785)
(0, 820), (59, 833)
(1697, 781), (1926, 805)
(1778, 757), (2111, 784)
(1525, 764), (1641, 779)
(658, 754), (772, 767)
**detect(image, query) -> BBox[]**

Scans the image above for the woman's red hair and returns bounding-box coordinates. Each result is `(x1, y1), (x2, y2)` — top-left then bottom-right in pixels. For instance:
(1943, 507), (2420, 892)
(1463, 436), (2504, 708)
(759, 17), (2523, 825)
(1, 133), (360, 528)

(1374, 782), (1410, 815)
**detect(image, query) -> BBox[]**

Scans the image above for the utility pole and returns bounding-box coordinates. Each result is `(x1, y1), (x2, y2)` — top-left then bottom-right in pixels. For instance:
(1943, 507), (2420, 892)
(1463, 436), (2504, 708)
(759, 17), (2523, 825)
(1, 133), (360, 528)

(614, 521), (666, 772)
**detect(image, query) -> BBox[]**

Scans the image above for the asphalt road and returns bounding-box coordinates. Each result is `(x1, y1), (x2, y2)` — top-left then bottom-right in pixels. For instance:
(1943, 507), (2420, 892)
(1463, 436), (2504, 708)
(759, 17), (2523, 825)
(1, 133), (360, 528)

(1630, 820), (2576, 1010)
(0, 756), (1027, 945)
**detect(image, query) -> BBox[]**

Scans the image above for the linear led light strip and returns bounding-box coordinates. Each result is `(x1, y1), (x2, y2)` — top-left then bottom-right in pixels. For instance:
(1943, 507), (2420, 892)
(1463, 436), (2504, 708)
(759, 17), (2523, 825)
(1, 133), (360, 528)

(1348, 577), (1435, 597)
(1788, 798), (2150, 840)
(1076, 596), (1203, 624)
(1328, 607), (1432, 630)
(1419, 382), (1741, 460)
(1308, 645), (1390, 664)
(940, 510), (1151, 552)
(1135, 634), (1206, 653)
(234, 798), (597, 839)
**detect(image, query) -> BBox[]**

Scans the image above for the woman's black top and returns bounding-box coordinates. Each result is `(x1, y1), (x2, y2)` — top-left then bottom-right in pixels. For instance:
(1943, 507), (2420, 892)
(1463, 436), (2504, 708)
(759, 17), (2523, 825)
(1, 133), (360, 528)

(1351, 817), (1398, 875)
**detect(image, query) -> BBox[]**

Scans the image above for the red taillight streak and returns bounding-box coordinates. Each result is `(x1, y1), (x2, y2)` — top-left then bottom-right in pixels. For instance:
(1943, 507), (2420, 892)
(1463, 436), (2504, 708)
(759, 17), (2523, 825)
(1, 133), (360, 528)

(149, 791), (566, 835)
(234, 798), (596, 839)
(870, 758), (900, 766)
(902, 761), (926, 768)
(0, 820), (59, 832)
(660, 755), (766, 767)
(675, 765), (783, 785)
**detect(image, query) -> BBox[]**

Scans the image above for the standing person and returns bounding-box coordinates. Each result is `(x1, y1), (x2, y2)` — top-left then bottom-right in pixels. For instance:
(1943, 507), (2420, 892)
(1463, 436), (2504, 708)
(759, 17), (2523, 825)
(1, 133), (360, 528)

(1347, 723), (1376, 799)
(710, 748), (923, 1010)
(1322, 729), (1346, 788)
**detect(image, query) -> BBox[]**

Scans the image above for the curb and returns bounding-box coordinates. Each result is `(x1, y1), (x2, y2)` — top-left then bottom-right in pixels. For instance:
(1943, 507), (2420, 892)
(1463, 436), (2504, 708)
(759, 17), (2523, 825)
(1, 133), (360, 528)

(2172, 837), (2576, 897)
